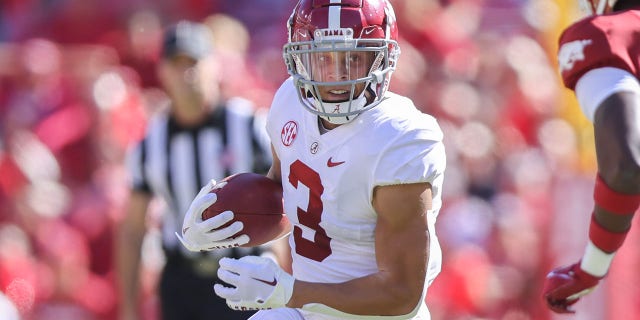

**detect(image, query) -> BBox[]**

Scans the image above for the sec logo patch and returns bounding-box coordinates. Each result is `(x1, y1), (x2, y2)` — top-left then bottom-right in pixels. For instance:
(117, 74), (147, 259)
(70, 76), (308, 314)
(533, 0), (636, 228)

(281, 121), (298, 146)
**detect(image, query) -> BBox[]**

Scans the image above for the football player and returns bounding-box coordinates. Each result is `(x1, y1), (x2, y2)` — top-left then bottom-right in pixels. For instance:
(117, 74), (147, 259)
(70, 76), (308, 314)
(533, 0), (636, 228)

(178, 0), (446, 319)
(543, 0), (640, 314)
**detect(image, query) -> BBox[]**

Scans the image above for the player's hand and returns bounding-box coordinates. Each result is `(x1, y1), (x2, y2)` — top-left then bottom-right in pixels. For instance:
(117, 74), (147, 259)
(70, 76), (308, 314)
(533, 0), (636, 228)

(543, 262), (601, 313)
(214, 256), (295, 310)
(176, 179), (249, 251)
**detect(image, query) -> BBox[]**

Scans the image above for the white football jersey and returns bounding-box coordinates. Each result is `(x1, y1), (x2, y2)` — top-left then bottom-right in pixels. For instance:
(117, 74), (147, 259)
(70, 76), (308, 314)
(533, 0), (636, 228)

(266, 78), (445, 319)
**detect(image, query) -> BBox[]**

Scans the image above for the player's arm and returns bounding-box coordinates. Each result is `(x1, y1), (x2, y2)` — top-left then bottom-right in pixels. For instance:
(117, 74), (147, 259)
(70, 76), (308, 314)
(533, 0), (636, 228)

(266, 143), (282, 185)
(288, 182), (431, 316)
(116, 190), (151, 320)
(544, 68), (640, 313)
(581, 72), (640, 274)
(574, 67), (640, 263)
(213, 182), (432, 315)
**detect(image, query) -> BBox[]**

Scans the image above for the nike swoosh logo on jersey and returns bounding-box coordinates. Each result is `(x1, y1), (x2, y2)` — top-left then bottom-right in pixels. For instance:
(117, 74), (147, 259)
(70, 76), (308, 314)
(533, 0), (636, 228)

(327, 157), (345, 167)
(254, 277), (277, 286)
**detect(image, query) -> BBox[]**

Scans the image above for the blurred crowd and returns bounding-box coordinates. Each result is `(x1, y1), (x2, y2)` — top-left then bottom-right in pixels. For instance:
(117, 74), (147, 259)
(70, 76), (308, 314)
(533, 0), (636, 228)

(1, 0), (638, 320)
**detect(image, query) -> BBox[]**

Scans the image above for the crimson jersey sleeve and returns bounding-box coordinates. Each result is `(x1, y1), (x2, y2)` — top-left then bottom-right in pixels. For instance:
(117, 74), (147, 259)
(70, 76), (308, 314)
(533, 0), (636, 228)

(557, 11), (640, 90)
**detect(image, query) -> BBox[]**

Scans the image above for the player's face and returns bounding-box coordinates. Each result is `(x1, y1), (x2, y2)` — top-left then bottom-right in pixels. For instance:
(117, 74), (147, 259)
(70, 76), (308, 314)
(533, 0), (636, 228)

(308, 50), (375, 102)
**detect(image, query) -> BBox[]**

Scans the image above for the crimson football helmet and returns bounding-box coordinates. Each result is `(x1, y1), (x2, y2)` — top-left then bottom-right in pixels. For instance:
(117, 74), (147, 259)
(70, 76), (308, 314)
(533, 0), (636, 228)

(579, 0), (618, 14)
(283, 0), (400, 124)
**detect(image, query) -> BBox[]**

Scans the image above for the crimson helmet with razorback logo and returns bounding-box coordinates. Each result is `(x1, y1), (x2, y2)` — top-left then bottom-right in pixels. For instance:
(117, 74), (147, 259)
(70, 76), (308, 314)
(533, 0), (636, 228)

(283, 0), (400, 125)
(579, 0), (619, 14)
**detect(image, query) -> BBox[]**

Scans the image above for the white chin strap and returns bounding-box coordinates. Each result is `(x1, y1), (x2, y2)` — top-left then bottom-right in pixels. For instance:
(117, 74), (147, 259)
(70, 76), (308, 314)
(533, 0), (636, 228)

(312, 93), (368, 125)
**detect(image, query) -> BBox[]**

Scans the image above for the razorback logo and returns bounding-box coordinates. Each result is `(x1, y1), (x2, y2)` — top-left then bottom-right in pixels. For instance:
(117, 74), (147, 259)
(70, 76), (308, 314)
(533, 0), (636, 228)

(281, 121), (298, 146)
(558, 39), (593, 72)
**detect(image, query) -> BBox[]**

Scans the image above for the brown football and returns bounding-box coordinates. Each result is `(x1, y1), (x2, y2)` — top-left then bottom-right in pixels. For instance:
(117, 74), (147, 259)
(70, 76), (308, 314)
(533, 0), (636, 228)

(202, 172), (290, 247)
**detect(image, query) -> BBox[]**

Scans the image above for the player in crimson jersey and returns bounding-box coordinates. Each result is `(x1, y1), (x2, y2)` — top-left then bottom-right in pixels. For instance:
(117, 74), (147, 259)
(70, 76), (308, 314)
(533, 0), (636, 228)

(543, 0), (640, 314)
(177, 0), (446, 319)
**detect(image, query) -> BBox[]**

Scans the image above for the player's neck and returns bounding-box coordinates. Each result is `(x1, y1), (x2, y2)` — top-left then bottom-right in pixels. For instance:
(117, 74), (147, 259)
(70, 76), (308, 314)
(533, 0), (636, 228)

(318, 117), (340, 133)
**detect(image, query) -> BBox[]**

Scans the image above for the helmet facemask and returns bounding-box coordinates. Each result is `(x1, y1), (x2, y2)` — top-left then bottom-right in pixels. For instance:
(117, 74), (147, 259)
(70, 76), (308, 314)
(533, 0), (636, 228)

(284, 29), (398, 124)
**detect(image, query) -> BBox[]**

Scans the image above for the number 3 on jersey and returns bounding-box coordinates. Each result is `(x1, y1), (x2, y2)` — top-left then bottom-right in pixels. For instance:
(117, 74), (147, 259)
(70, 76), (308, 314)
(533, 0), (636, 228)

(288, 160), (332, 262)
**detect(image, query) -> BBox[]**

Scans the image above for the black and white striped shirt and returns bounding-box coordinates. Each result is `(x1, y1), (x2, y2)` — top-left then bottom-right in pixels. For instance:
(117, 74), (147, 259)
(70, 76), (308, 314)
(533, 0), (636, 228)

(127, 97), (271, 251)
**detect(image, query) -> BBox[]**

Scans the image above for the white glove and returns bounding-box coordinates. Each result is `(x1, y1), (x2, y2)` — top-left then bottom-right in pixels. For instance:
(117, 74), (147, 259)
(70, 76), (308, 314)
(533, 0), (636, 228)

(176, 179), (250, 251)
(214, 256), (295, 310)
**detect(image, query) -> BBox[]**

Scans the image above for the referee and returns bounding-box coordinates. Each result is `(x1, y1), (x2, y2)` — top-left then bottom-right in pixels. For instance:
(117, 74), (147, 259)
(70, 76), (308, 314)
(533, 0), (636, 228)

(116, 21), (271, 320)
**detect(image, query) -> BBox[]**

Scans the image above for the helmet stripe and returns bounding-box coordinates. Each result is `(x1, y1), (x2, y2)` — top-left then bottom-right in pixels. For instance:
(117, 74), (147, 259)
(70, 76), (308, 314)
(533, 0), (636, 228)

(328, 0), (342, 29)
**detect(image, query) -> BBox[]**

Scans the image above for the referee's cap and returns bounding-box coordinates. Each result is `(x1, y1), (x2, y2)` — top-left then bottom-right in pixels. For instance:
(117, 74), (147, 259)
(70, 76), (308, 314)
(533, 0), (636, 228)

(162, 20), (213, 60)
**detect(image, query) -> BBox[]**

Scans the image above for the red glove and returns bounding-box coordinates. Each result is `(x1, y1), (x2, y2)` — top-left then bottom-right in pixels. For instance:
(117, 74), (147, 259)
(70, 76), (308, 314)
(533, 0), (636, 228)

(543, 262), (602, 313)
